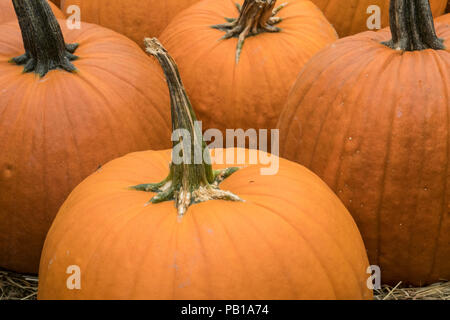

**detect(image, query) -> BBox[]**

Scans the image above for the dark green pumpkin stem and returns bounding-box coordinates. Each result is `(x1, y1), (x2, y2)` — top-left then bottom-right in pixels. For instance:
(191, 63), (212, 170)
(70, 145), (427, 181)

(211, 0), (287, 63)
(10, 0), (78, 77)
(131, 38), (242, 216)
(382, 0), (445, 51)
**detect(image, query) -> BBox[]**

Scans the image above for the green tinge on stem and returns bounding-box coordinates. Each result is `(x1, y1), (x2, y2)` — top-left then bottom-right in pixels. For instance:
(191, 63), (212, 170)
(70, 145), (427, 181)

(130, 38), (243, 216)
(211, 0), (287, 63)
(11, 0), (78, 77)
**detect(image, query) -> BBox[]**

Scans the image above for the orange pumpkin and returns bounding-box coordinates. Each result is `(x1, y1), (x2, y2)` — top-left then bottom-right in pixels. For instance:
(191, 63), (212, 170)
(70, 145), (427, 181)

(50, 0), (61, 7)
(311, 0), (447, 37)
(437, 13), (450, 23)
(278, 0), (450, 285)
(37, 39), (372, 300)
(0, 0), (64, 24)
(159, 0), (338, 134)
(60, 0), (201, 46)
(0, 0), (171, 273)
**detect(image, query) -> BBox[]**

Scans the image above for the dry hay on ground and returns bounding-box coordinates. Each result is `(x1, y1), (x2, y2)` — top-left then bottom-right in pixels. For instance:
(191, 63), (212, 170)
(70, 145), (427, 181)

(374, 281), (450, 300)
(1, 268), (448, 300)
(0, 269), (38, 300)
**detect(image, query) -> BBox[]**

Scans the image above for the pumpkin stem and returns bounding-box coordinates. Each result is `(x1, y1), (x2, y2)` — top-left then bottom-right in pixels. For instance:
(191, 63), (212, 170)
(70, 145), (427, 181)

(211, 0), (287, 63)
(382, 0), (445, 51)
(130, 38), (243, 216)
(10, 0), (78, 77)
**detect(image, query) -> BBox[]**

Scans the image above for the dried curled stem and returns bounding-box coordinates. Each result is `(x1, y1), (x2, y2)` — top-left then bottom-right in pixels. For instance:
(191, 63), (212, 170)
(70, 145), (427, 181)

(131, 38), (243, 216)
(212, 0), (287, 63)
(382, 0), (445, 51)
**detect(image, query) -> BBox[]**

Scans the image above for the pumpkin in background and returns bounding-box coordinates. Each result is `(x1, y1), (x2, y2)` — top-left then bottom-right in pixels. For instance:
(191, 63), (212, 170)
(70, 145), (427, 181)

(50, 0), (60, 7)
(437, 13), (450, 23)
(159, 0), (338, 134)
(0, 0), (64, 24)
(61, 0), (201, 46)
(37, 39), (372, 300)
(311, 0), (447, 37)
(0, 0), (171, 274)
(278, 0), (450, 285)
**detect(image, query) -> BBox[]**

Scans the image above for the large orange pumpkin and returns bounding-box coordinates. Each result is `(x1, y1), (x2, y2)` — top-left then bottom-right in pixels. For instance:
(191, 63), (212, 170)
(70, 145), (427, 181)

(60, 0), (201, 46)
(0, 0), (64, 24)
(278, 0), (450, 285)
(159, 0), (338, 134)
(37, 39), (372, 300)
(0, 0), (171, 274)
(311, 0), (447, 37)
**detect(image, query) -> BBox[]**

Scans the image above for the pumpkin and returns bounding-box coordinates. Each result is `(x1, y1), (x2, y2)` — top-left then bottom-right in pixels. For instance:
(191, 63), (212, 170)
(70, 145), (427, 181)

(37, 39), (372, 300)
(0, 0), (64, 24)
(438, 13), (450, 23)
(311, 0), (447, 37)
(0, 0), (171, 274)
(159, 0), (338, 135)
(277, 0), (450, 285)
(60, 0), (201, 46)
(50, 0), (60, 7)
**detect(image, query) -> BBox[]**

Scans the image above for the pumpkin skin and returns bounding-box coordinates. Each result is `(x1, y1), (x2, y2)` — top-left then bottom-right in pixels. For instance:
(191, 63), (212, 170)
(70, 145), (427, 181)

(277, 20), (450, 285)
(50, 0), (61, 7)
(0, 21), (171, 274)
(311, 0), (447, 37)
(159, 0), (338, 134)
(437, 13), (450, 23)
(60, 0), (201, 46)
(37, 149), (372, 300)
(0, 0), (64, 24)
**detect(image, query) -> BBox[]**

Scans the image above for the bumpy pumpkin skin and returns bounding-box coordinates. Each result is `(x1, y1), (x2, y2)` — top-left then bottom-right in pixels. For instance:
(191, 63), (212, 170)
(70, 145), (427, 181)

(277, 22), (450, 285)
(311, 0), (447, 37)
(61, 0), (200, 46)
(0, 0), (64, 24)
(38, 149), (372, 300)
(0, 21), (171, 274)
(159, 0), (338, 134)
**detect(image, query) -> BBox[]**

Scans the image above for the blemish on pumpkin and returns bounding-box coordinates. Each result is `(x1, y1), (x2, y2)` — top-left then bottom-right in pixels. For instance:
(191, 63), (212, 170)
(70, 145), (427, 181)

(3, 165), (13, 179)
(178, 279), (190, 289)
